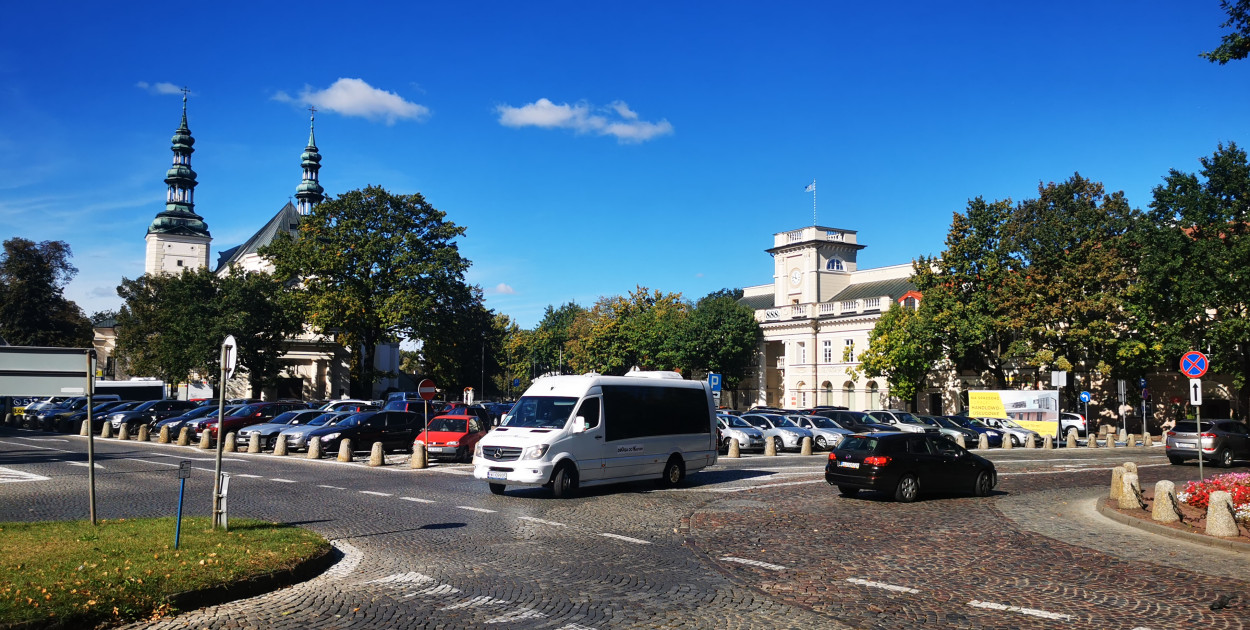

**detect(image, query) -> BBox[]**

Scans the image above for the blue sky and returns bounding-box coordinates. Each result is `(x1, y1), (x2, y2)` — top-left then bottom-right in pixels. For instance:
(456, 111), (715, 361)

(1, 1), (1246, 329)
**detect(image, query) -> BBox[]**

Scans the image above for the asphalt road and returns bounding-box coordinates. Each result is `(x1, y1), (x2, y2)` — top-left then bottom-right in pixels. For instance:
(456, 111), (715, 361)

(0, 426), (1246, 629)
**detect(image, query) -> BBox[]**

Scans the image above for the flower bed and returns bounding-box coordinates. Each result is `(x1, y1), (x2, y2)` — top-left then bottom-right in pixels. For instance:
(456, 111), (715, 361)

(1177, 472), (1250, 521)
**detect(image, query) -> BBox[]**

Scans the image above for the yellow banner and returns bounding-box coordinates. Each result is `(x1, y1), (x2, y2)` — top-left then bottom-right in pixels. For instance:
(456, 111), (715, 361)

(968, 392), (1007, 419)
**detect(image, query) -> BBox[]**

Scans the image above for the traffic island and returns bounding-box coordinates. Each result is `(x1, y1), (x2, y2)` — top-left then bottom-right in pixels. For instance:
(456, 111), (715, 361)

(0, 517), (331, 629)
(1097, 473), (1250, 551)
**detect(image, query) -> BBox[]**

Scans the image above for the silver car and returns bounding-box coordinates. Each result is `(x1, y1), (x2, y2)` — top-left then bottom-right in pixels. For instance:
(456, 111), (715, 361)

(975, 417), (1042, 447)
(866, 410), (936, 434)
(741, 413), (814, 452)
(278, 411), (353, 450)
(790, 415), (853, 450)
(717, 415), (766, 452)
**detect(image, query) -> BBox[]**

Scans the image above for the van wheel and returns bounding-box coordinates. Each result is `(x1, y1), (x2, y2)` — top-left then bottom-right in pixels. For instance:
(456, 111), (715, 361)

(659, 456), (685, 487)
(550, 464), (578, 499)
(894, 474), (920, 503)
(488, 483), (506, 495)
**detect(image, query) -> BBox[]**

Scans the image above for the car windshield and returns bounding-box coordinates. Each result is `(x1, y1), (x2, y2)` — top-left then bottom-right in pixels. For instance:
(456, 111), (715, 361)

(743, 416), (769, 429)
(1172, 421), (1212, 433)
(135, 400), (161, 411)
(839, 435), (880, 451)
(933, 416), (959, 429)
(805, 417), (837, 429)
(185, 406), (219, 418)
(725, 417), (753, 428)
(914, 416), (938, 426)
(234, 404), (265, 417)
(768, 415), (798, 428)
(335, 411), (376, 428)
(1000, 419), (1024, 429)
(271, 411), (313, 425)
(895, 412), (923, 424)
(501, 396), (577, 429)
(427, 417), (468, 433)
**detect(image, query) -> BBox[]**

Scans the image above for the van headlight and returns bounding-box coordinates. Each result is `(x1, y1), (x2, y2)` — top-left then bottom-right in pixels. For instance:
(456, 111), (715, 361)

(520, 444), (549, 460)
(474, 443), (483, 458)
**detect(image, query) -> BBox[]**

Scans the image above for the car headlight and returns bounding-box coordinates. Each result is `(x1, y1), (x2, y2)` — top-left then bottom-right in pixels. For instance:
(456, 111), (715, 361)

(320, 432), (341, 442)
(447, 440), (460, 447)
(474, 443), (484, 457)
(520, 444), (549, 460)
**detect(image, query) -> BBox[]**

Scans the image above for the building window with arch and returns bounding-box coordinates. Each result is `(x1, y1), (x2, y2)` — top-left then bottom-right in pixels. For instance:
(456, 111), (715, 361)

(843, 381), (856, 410)
(903, 296), (918, 310)
(866, 381), (880, 410)
(796, 382), (807, 407)
(826, 258), (844, 271)
(821, 381), (833, 405)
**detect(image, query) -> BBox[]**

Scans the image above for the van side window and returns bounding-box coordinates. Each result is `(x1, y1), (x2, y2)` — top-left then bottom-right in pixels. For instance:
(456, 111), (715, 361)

(576, 398), (601, 429)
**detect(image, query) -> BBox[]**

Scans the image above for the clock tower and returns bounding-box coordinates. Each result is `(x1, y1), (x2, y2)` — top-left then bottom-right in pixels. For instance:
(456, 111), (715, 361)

(769, 226), (865, 306)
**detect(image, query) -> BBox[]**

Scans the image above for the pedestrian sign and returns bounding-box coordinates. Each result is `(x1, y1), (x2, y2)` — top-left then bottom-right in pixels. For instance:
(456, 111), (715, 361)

(1079, 391), (1090, 403)
(709, 373), (722, 392)
(1180, 351), (1209, 379)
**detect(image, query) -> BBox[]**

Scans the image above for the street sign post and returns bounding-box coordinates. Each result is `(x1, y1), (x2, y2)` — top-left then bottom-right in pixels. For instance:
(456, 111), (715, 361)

(709, 373), (722, 392)
(1050, 371), (1067, 387)
(175, 461), (191, 549)
(1117, 379), (1126, 403)
(212, 335), (237, 530)
(1079, 391), (1090, 403)
(1180, 352), (1208, 480)
(417, 379), (437, 441)
(1189, 379), (1202, 406)
(1180, 351), (1209, 379)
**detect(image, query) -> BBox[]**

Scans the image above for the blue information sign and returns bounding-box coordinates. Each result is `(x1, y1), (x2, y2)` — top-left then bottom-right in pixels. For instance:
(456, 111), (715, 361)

(1180, 351), (1209, 379)
(1079, 391), (1090, 403)
(709, 373), (722, 392)
(512, 378), (520, 388)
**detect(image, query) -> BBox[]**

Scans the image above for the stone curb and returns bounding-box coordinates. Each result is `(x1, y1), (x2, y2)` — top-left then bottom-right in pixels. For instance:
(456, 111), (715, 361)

(1094, 497), (1250, 554)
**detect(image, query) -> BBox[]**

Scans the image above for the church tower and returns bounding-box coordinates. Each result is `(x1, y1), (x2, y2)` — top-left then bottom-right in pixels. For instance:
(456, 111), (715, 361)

(144, 91), (211, 276)
(294, 108), (324, 215)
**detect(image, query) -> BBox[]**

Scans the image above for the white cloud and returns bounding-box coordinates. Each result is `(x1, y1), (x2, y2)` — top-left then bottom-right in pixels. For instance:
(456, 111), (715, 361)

(496, 98), (673, 143)
(491, 283), (516, 295)
(136, 81), (184, 95)
(275, 78), (429, 125)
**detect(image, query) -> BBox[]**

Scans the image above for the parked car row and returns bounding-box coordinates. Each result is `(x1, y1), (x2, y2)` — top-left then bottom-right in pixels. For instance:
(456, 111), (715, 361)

(716, 407), (1037, 451)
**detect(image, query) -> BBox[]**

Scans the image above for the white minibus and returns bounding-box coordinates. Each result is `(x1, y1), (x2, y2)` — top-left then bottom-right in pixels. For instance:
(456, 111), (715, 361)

(472, 371), (717, 497)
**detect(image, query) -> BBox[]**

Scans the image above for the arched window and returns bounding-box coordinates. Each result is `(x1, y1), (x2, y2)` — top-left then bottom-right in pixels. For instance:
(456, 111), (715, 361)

(866, 381), (880, 410)
(843, 381), (856, 410)
(903, 296), (918, 310)
(796, 381), (807, 407)
(826, 258), (845, 271)
(821, 381), (833, 406)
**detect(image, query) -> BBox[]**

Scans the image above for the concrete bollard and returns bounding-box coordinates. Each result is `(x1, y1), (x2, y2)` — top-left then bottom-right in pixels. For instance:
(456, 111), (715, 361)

(1108, 432), (1118, 449)
(1143, 433), (1153, 447)
(764, 436), (777, 456)
(100, 422), (112, 439)
(118, 423), (130, 441)
(368, 441), (385, 466)
(308, 437), (323, 459)
(1043, 435), (1054, 450)
(1002, 434), (1013, 450)
(727, 438), (741, 458)
(248, 433), (260, 453)
(1206, 491), (1240, 537)
(1025, 434), (1036, 449)
(177, 427), (190, 446)
(1066, 431), (1077, 449)
(1119, 428), (1128, 444)
(80, 420), (90, 437)
(223, 432), (237, 453)
(410, 441), (428, 468)
(1152, 480), (1182, 523)
(955, 434), (966, 449)
(158, 426), (170, 443)
(1087, 433), (1098, 448)
(800, 436), (813, 456)
(274, 434), (289, 456)
(137, 424), (150, 442)
(198, 430), (212, 450)
(977, 434), (989, 450)
(1123, 462), (1137, 475)
(1118, 473), (1145, 510)
(1110, 466), (1126, 500)
(2, 413), (11, 426)
(337, 439), (353, 462)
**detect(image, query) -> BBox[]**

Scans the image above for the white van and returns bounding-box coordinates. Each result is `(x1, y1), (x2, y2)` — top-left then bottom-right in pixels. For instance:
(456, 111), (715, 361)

(472, 371), (717, 497)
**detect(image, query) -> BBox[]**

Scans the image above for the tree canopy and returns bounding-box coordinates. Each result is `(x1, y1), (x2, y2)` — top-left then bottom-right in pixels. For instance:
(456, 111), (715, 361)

(263, 185), (472, 398)
(1202, 0), (1250, 64)
(0, 238), (92, 348)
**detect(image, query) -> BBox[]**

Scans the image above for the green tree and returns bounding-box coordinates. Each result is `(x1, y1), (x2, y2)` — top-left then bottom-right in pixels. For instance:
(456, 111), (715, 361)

(855, 303), (935, 406)
(491, 314), (528, 398)
(673, 294), (761, 386)
(214, 268), (307, 397)
(262, 186), (473, 398)
(1137, 143), (1250, 413)
(418, 289), (503, 399)
(1201, 0), (1250, 64)
(569, 287), (688, 375)
(528, 303), (587, 376)
(0, 238), (92, 347)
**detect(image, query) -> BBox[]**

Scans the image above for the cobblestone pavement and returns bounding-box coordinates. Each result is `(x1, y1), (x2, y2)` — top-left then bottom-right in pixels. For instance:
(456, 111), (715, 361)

(1, 426), (1246, 629)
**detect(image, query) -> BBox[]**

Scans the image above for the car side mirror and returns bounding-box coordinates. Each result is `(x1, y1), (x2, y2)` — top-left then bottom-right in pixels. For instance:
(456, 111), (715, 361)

(571, 416), (586, 433)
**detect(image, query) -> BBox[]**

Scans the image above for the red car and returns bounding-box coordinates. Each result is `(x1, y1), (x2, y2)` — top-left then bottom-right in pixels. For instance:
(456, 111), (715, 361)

(413, 414), (489, 462)
(201, 401), (308, 439)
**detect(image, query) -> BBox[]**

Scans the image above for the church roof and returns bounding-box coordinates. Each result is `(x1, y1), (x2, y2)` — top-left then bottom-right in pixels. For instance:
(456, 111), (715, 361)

(830, 277), (917, 302)
(738, 293), (775, 310)
(214, 202), (301, 273)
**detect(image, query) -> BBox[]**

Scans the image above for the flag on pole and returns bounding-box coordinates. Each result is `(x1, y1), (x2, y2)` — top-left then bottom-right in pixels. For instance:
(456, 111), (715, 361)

(804, 181), (815, 192)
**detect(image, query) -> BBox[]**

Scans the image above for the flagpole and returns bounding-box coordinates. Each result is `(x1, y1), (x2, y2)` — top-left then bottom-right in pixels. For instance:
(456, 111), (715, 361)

(812, 179), (816, 225)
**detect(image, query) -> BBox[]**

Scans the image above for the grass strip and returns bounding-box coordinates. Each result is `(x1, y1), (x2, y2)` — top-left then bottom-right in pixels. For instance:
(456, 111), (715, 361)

(0, 517), (329, 628)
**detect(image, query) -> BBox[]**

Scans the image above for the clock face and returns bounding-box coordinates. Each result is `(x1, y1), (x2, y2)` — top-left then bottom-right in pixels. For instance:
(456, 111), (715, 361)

(790, 269), (802, 286)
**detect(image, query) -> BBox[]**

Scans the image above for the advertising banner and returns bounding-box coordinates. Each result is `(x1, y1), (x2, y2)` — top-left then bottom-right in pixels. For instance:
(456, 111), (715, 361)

(968, 389), (1060, 437)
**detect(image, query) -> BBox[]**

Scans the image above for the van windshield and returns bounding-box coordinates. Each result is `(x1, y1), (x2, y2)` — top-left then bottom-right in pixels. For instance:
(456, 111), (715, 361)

(502, 396), (578, 429)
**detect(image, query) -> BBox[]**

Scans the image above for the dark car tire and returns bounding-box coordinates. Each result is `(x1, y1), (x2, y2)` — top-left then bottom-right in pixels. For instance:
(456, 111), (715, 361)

(720, 437), (732, 453)
(1167, 455), (1185, 465)
(455, 447), (468, 463)
(815, 436), (828, 450)
(894, 474), (920, 503)
(773, 436), (785, 453)
(488, 483), (506, 495)
(1217, 448), (1234, 468)
(838, 486), (859, 497)
(550, 464), (578, 499)
(1009, 435), (1021, 447)
(659, 456), (686, 487)
(973, 471), (994, 497)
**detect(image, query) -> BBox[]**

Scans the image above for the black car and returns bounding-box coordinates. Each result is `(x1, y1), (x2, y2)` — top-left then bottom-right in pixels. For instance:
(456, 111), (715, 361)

(306, 410), (423, 454)
(60, 400), (137, 432)
(825, 432), (997, 502)
(107, 399), (199, 432)
(816, 409), (896, 433)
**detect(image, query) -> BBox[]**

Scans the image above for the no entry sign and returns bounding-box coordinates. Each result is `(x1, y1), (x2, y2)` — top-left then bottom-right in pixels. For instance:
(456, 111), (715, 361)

(417, 379), (438, 401)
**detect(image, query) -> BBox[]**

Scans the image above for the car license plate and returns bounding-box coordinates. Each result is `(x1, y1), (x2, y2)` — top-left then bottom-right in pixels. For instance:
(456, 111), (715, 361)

(1178, 441), (1195, 448)
(837, 461), (860, 469)
(486, 471), (508, 480)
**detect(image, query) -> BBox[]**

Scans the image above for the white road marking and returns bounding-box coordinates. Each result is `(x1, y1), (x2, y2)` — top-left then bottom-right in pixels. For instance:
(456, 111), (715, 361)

(708, 479), (825, 493)
(148, 453), (244, 462)
(967, 599), (1073, 620)
(432, 467), (473, 475)
(318, 484), (346, 490)
(403, 584), (460, 597)
(0, 466), (51, 483)
(845, 578), (920, 594)
(0, 439), (73, 453)
(16, 438), (68, 442)
(401, 497), (435, 503)
(359, 490), (391, 496)
(599, 533), (650, 545)
(486, 607), (546, 623)
(323, 540), (363, 579)
(518, 516), (566, 527)
(271, 478), (297, 483)
(65, 461), (100, 469)
(999, 463), (1171, 477)
(234, 474), (262, 479)
(125, 458), (181, 467)
(555, 624), (598, 630)
(440, 595), (511, 610)
(457, 505), (496, 513)
(363, 571), (434, 585)
(720, 556), (786, 571)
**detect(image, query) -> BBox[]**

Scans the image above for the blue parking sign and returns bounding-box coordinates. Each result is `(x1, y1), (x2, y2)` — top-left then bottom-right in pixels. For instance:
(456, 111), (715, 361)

(709, 373), (722, 392)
